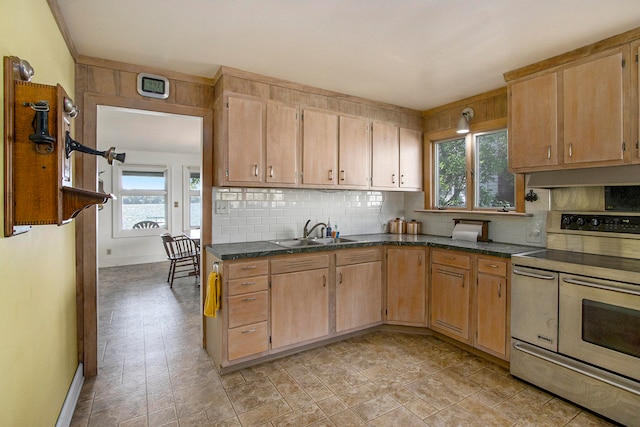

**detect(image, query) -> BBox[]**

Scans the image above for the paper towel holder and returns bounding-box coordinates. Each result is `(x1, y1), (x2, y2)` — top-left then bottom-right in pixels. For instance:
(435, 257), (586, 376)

(453, 219), (491, 242)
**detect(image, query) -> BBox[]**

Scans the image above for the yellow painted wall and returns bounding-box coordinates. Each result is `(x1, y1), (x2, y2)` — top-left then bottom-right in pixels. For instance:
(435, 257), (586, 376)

(0, 1), (79, 425)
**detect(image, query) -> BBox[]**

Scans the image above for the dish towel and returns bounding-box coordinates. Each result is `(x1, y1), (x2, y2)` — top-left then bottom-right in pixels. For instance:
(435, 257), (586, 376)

(204, 271), (221, 318)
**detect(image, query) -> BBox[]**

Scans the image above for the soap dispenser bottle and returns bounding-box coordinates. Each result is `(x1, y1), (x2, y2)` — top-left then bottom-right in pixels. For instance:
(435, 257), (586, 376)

(326, 218), (332, 237)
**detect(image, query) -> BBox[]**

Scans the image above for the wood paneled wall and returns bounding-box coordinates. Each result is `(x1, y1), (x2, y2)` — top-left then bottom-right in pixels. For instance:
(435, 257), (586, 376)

(422, 87), (507, 136)
(214, 66), (423, 129)
(74, 56), (215, 377)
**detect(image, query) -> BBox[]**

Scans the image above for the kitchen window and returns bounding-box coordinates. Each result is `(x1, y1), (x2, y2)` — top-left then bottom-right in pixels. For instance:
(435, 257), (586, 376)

(113, 165), (169, 237)
(433, 129), (523, 212)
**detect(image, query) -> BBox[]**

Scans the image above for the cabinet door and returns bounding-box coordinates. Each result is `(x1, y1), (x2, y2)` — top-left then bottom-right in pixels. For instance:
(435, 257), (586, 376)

(371, 122), (399, 189)
(386, 247), (426, 325)
(266, 103), (298, 185)
(227, 96), (263, 183)
(302, 110), (338, 186)
(563, 49), (625, 165)
(399, 128), (423, 190)
(476, 273), (507, 358)
(336, 261), (382, 332)
(431, 263), (470, 341)
(271, 268), (329, 349)
(339, 116), (370, 188)
(509, 73), (558, 171)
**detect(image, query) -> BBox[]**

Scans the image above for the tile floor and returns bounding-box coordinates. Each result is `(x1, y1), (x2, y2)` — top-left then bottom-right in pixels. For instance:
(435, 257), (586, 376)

(71, 262), (618, 427)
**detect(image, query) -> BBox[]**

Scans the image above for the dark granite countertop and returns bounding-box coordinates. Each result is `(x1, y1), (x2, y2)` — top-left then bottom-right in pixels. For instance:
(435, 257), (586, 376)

(205, 233), (539, 261)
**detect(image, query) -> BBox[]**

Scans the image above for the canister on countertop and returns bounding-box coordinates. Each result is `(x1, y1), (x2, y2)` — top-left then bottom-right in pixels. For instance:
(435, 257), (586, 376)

(388, 218), (406, 234)
(406, 220), (422, 235)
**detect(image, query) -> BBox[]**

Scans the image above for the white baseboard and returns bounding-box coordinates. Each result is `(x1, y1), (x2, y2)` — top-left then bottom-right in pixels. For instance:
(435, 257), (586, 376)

(56, 363), (84, 427)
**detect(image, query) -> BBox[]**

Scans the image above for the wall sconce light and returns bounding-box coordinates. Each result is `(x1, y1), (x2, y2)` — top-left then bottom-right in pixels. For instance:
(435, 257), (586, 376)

(456, 107), (474, 134)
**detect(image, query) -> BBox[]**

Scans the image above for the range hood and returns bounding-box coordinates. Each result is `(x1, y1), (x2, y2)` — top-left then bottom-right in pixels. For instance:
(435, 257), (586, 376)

(527, 164), (640, 188)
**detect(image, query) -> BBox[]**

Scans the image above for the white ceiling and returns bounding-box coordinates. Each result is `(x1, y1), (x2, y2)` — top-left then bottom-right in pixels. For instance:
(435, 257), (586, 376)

(56, 0), (640, 111)
(96, 106), (203, 154)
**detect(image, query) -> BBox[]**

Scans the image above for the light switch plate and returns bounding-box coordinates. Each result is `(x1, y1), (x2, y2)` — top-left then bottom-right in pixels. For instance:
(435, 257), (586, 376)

(215, 200), (229, 214)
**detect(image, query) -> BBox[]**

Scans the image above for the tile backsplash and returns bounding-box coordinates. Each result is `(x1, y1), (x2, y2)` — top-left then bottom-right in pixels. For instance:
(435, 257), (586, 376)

(212, 188), (405, 243)
(212, 187), (549, 246)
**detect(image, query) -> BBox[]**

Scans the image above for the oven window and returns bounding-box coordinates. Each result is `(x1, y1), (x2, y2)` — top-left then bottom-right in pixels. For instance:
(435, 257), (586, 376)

(582, 299), (640, 358)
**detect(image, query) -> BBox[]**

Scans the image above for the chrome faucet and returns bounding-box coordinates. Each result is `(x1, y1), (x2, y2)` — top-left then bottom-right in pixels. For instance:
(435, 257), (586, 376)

(303, 219), (326, 238)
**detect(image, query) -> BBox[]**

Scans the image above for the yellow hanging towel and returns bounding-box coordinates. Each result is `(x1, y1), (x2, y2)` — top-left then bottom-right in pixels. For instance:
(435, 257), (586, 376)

(204, 270), (221, 318)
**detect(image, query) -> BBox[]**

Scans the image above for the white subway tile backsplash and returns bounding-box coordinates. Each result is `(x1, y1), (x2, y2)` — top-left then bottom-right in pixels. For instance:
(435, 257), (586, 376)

(211, 187), (548, 246)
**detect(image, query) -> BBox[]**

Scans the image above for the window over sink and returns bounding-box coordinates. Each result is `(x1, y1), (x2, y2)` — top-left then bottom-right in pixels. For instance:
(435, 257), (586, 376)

(433, 128), (523, 213)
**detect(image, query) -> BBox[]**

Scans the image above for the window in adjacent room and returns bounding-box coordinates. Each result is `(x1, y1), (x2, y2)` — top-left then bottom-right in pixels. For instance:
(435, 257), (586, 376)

(113, 165), (169, 236)
(433, 129), (521, 212)
(184, 167), (201, 230)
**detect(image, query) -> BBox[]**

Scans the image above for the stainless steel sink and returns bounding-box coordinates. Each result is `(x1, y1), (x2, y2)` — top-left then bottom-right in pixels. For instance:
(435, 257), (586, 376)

(313, 237), (360, 245)
(270, 239), (323, 248)
(271, 237), (360, 248)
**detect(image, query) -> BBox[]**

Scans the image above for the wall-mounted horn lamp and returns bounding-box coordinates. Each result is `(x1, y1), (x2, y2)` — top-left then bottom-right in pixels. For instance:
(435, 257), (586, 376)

(456, 107), (474, 134)
(65, 131), (126, 165)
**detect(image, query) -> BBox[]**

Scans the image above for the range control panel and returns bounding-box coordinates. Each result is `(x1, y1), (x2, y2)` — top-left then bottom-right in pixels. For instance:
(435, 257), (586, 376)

(561, 214), (640, 234)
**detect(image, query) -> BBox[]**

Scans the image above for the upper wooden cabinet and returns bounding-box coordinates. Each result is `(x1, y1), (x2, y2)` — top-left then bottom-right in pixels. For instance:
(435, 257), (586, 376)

(338, 115), (370, 188)
(563, 49), (626, 166)
(301, 109), (339, 186)
(371, 122), (399, 189)
(508, 73), (559, 171)
(222, 95), (299, 186)
(371, 123), (423, 190)
(399, 128), (423, 190)
(506, 45), (631, 173)
(266, 103), (299, 185)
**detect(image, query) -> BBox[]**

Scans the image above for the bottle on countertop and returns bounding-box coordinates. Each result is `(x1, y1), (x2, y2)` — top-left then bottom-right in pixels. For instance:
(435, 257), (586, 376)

(333, 223), (338, 238)
(326, 218), (332, 237)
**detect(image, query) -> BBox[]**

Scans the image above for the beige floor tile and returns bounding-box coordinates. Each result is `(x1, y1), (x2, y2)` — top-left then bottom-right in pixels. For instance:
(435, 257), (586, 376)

(73, 263), (615, 427)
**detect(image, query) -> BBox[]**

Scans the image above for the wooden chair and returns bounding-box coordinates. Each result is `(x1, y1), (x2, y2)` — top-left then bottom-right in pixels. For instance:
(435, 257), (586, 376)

(160, 233), (200, 288)
(133, 220), (159, 229)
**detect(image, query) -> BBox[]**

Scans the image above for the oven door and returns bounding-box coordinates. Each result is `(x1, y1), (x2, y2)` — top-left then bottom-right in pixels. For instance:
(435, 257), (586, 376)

(559, 273), (640, 382)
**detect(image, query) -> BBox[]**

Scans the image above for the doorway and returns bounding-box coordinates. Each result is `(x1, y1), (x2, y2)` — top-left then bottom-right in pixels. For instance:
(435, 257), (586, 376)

(77, 93), (214, 377)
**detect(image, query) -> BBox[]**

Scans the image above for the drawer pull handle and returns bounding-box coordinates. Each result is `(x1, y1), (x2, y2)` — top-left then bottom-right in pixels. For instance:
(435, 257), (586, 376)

(241, 297), (257, 302)
(241, 266), (257, 270)
(498, 283), (502, 298)
(241, 329), (257, 334)
(269, 165), (274, 178)
(444, 256), (455, 260)
(488, 264), (499, 268)
(328, 169), (333, 181)
(339, 272), (343, 284)
(254, 164), (259, 177)
(391, 173), (396, 184)
(241, 282), (257, 286)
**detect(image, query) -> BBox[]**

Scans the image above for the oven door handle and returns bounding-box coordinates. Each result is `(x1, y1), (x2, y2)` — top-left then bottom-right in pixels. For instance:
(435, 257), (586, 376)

(562, 277), (640, 297)
(513, 268), (556, 280)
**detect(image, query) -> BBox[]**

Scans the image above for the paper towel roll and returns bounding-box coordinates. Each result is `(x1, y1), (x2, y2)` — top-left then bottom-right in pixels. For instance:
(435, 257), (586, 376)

(452, 223), (483, 241)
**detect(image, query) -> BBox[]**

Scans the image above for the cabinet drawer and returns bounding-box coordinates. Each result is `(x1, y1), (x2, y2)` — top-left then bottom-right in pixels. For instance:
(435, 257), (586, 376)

(336, 248), (382, 266)
(228, 259), (269, 279)
(228, 275), (269, 296)
(432, 250), (470, 270)
(477, 257), (508, 277)
(228, 291), (268, 328)
(271, 254), (329, 274)
(228, 321), (268, 360)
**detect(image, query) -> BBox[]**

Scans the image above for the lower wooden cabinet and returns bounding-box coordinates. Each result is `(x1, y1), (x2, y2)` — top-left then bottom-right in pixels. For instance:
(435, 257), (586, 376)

(386, 247), (428, 325)
(430, 249), (472, 343)
(270, 254), (330, 349)
(335, 248), (382, 333)
(206, 245), (512, 373)
(475, 256), (509, 359)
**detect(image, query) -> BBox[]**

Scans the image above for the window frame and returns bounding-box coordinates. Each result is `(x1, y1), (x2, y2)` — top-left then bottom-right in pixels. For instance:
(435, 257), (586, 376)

(112, 164), (170, 238)
(182, 165), (201, 231)
(429, 126), (525, 213)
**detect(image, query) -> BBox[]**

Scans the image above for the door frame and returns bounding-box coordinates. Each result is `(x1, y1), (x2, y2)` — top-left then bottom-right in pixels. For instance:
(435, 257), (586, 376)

(76, 93), (213, 376)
